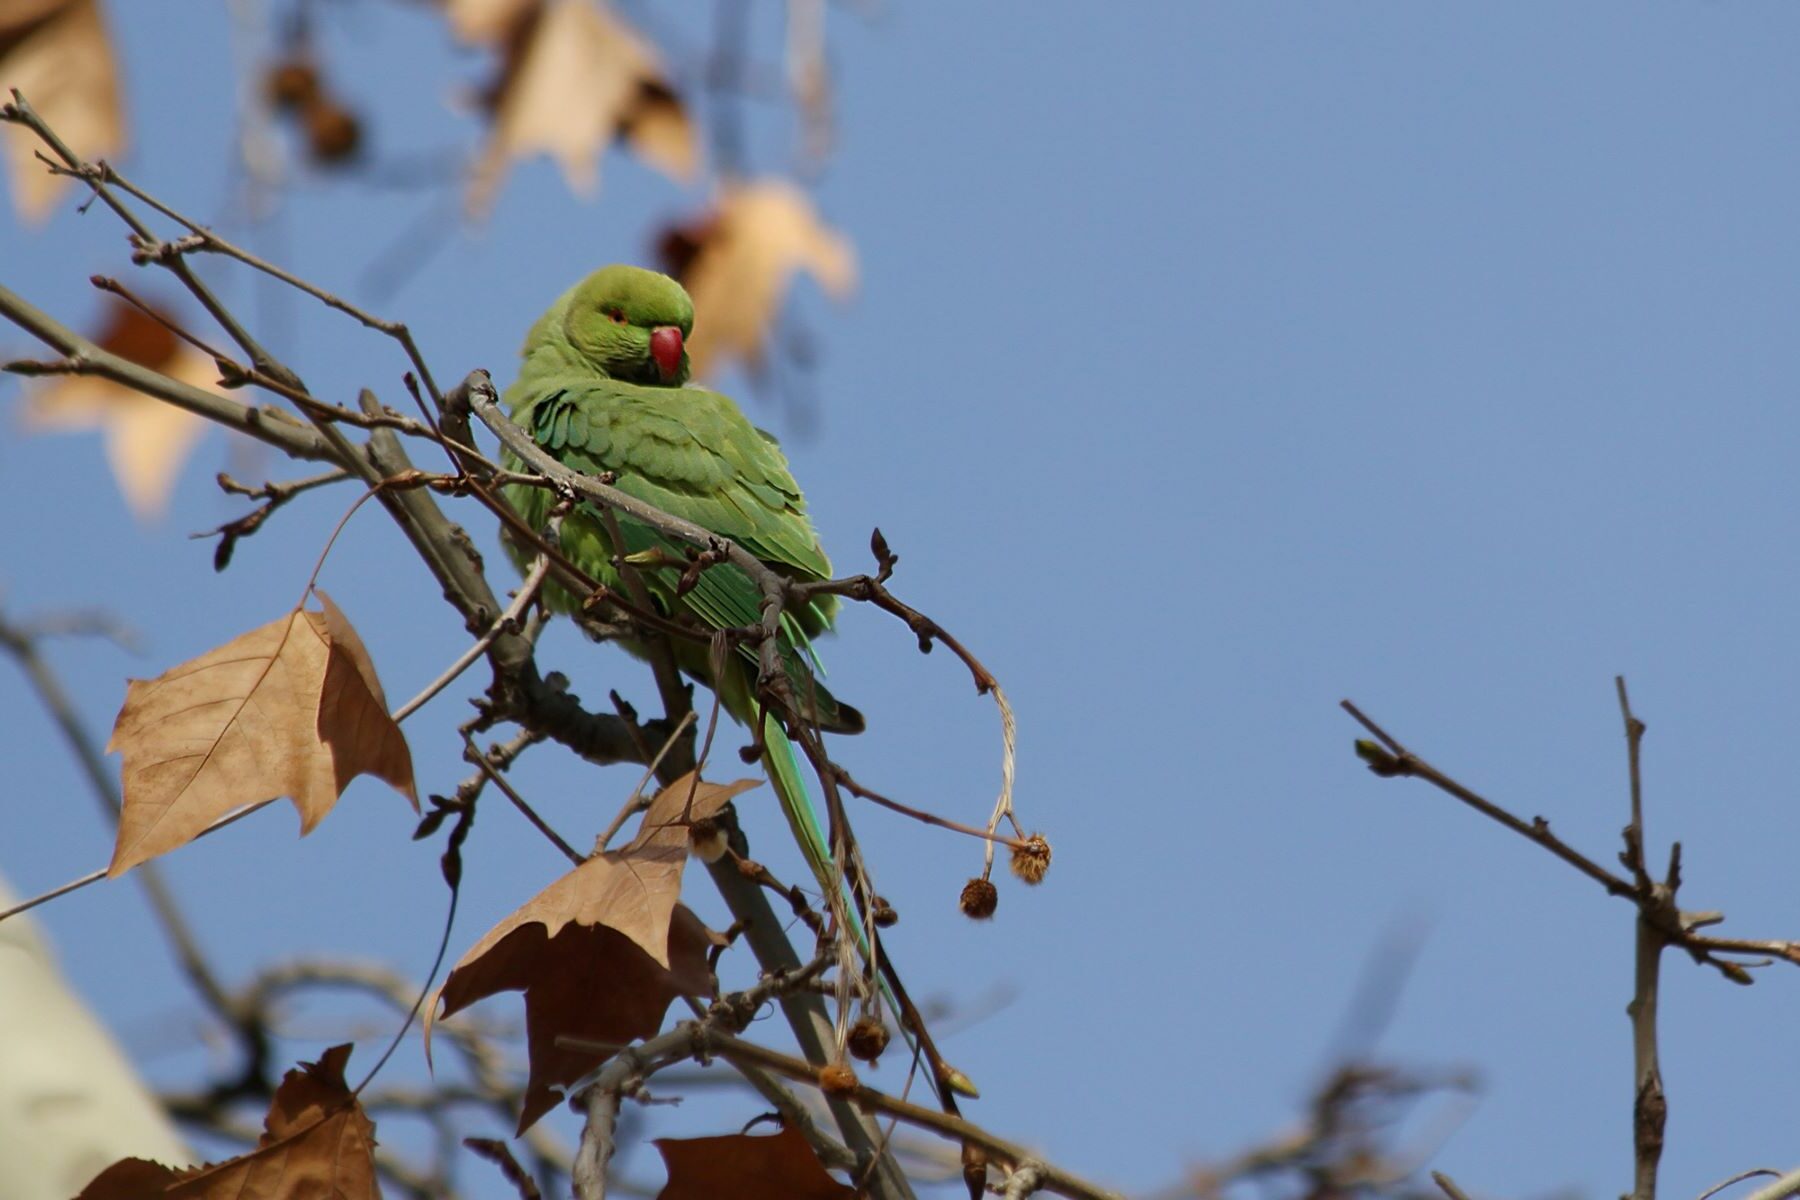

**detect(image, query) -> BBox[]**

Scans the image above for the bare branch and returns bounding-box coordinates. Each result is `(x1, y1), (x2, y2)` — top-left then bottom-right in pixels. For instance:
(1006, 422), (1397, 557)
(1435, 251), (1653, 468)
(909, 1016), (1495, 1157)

(0, 282), (339, 464)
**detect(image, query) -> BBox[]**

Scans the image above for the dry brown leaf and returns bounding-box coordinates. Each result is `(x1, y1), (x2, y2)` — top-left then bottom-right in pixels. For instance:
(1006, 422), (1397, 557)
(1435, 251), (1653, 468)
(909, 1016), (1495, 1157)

(318, 592), (417, 803)
(658, 179), (856, 380)
(654, 1124), (855, 1200)
(105, 592), (417, 877)
(428, 772), (755, 1129)
(626, 770), (762, 861)
(465, 0), (696, 219)
(76, 1044), (381, 1199)
(20, 299), (213, 518)
(441, 0), (539, 45)
(442, 905), (722, 1130)
(433, 772), (755, 975)
(0, 0), (124, 223)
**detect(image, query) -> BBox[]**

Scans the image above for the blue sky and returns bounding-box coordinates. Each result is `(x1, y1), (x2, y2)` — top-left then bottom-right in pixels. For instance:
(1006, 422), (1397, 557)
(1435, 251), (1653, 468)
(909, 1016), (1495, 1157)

(6, 2), (1800, 1195)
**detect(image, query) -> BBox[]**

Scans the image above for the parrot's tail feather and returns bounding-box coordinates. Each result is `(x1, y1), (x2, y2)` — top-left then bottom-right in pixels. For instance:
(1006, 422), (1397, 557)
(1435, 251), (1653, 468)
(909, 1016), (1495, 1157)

(758, 715), (917, 1057)
(761, 713), (837, 896)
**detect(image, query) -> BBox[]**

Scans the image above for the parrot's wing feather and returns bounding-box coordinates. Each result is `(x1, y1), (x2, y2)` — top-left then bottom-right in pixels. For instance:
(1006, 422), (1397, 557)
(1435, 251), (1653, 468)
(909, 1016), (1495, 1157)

(512, 376), (854, 728)
(529, 380), (834, 582)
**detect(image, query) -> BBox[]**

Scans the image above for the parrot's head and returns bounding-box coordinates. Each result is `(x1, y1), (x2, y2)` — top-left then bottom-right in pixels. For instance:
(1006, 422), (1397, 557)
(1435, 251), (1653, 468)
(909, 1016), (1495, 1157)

(563, 265), (694, 386)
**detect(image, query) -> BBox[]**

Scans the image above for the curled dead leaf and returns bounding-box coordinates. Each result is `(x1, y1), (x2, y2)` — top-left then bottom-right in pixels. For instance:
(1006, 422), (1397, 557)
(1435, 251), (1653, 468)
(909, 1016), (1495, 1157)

(76, 1044), (380, 1200)
(105, 591), (417, 877)
(466, 0), (696, 219)
(0, 0), (124, 223)
(20, 298), (212, 518)
(654, 1124), (854, 1200)
(427, 771), (754, 1128)
(438, 904), (722, 1130)
(657, 179), (856, 380)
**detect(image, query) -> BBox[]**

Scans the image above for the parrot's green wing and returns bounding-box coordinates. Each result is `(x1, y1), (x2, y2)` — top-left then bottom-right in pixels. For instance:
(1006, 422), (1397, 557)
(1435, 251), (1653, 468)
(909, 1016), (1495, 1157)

(505, 373), (860, 733)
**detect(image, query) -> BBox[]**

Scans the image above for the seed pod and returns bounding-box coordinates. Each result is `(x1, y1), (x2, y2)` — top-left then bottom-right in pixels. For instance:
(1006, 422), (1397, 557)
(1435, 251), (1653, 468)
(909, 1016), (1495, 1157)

(688, 817), (727, 863)
(265, 58), (320, 110)
(847, 1016), (890, 1063)
(303, 97), (362, 164)
(1008, 833), (1052, 884)
(959, 877), (998, 920)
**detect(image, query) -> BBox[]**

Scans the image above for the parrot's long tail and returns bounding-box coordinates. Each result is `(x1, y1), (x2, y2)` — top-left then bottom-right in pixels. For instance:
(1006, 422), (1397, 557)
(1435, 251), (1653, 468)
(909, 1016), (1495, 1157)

(761, 713), (884, 969)
(757, 713), (979, 1103)
(760, 713), (911, 1047)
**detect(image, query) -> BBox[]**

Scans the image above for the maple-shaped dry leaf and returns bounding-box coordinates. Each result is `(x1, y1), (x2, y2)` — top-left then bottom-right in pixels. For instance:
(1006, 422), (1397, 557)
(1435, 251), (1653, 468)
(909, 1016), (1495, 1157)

(76, 1044), (381, 1199)
(658, 178), (856, 380)
(20, 299), (213, 518)
(443, 905), (723, 1131)
(0, 0), (124, 223)
(654, 1124), (854, 1200)
(317, 593), (416, 800)
(465, 0), (696, 219)
(429, 772), (755, 1129)
(105, 591), (418, 877)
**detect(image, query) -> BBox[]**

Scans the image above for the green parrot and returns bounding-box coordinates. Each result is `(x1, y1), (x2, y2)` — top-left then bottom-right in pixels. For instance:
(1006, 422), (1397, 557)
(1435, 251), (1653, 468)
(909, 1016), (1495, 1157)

(500, 263), (864, 925)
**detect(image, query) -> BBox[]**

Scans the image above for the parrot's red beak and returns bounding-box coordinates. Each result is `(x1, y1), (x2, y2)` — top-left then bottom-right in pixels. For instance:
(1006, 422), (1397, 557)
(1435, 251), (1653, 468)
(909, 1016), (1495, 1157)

(650, 326), (683, 381)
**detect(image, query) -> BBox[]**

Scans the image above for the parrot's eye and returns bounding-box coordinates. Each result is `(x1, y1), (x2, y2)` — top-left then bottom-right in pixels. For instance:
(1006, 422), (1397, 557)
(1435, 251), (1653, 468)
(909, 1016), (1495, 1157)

(605, 308), (627, 325)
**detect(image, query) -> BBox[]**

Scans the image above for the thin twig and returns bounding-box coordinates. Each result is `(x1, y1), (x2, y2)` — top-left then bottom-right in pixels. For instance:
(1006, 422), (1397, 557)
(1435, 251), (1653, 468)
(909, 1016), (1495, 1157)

(1741, 1168), (1800, 1200)
(1433, 1171), (1476, 1200)
(1342, 699), (1633, 898)
(395, 555), (550, 722)
(460, 732), (583, 866)
(464, 1139), (545, 1200)
(704, 1032), (1119, 1200)
(0, 800), (276, 922)
(92, 150), (453, 433)
(200, 469), (352, 571)
(1344, 696), (1800, 989)
(1619, 681), (1666, 1200)
(676, 993), (855, 1170)
(0, 282), (337, 463)
(1697, 1170), (1784, 1200)
(597, 710), (699, 850)
(4, 93), (299, 390)
(832, 762), (1030, 850)
(556, 979), (1117, 1200)
(0, 609), (241, 1022)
